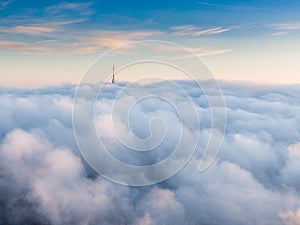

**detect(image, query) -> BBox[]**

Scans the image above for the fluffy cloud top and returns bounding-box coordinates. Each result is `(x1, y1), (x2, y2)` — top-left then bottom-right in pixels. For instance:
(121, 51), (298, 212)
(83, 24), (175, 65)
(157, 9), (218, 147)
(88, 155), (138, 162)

(0, 81), (299, 225)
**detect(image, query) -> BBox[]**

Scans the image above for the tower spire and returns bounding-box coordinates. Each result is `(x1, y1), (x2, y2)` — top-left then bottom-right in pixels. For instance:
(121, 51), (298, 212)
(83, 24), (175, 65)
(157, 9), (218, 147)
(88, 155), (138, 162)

(112, 64), (115, 83)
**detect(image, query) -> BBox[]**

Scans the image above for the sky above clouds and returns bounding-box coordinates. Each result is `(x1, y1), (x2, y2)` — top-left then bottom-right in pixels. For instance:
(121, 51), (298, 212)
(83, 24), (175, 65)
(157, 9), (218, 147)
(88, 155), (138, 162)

(1, 2), (300, 224)
(0, 0), (300, 86)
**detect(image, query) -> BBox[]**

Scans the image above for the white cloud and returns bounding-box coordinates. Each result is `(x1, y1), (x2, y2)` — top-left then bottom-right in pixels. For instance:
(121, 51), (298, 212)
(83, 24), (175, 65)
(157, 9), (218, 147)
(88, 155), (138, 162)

(0, 81), (300, 224)
(170, 25), (232, 36)
(279, 209), (300, 225)
(0, 29), (162, 54)
(0, 0), (14, 9)
(271, 23), (300, 30)
(46, 2), (95, 15)
(271, 31), (287, 36)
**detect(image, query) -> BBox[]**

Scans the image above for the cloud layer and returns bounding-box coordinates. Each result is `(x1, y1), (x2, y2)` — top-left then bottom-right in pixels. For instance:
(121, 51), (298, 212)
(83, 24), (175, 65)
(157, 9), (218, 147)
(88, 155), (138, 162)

(0, 81), (300, 225)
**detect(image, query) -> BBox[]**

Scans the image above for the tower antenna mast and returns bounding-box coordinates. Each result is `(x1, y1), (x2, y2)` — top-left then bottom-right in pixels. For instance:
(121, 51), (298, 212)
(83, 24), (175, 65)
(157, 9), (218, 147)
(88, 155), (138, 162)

(112, 64), (115, 83)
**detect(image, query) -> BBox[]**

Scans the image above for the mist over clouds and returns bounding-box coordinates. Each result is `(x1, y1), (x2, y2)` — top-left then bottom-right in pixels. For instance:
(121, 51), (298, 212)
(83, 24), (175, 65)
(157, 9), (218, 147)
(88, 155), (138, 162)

(0, 81), (300, 225)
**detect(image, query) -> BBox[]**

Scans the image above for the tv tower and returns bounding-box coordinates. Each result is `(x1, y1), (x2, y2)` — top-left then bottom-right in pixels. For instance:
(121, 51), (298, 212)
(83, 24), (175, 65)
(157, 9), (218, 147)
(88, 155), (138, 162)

(112, 64), (115, 84)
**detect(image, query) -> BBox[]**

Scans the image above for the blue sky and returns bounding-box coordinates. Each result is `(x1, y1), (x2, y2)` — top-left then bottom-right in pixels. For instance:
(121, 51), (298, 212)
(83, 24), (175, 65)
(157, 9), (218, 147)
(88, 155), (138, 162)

(1, 0), (300, 86)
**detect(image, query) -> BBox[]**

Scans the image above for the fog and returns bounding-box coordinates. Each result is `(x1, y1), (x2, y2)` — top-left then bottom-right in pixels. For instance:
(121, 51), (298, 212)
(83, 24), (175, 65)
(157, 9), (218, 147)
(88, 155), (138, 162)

(0, 81), (299, 225)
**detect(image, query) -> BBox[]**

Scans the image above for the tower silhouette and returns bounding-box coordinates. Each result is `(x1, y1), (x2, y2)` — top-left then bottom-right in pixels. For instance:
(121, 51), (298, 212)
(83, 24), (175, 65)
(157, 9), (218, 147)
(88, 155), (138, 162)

(112, 64), (115, 84)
